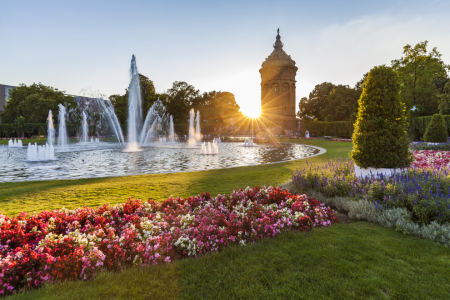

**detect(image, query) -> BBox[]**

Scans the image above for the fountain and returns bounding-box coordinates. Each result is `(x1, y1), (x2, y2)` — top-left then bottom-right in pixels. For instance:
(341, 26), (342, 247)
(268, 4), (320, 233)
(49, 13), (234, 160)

(214, 137), (221, 143)
(81, 111), (88, 143)
(140, 98), (173, 146)
(243, 138), (254, 147)
(57, 104), (68, 150)
(27, 143), (55, 161)
(196, 110), (201, 143)
(188, 109), (198, 147)
(201, 140), (219, 155)
(47, 110), (55, 146)
(169, 115), (175, 143)
(125, 55), (143, 151)
(8, 139), (23, 147)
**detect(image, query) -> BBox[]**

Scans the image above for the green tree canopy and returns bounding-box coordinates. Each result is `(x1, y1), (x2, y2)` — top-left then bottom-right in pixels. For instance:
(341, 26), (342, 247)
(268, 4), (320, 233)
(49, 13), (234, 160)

(392, 41), (449, 116)
(197, 91), (242, 131)
(297, 82), (335, 120)
(0, 83), (76, 124)
(298, 81), (361, 122)
(166, 81), (201, 130)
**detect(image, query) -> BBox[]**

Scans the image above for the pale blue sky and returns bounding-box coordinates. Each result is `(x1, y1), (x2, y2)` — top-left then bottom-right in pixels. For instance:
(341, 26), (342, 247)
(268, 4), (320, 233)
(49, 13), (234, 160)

(1, 0), (449, 116)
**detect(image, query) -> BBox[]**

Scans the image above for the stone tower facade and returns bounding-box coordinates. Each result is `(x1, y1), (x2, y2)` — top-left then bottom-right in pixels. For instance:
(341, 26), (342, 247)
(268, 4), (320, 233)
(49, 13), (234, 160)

(260, 29), (298, 129)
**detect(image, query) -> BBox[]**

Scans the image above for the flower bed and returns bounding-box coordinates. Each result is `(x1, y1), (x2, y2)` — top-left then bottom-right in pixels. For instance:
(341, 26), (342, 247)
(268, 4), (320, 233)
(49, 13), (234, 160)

(411, 150), (450, 171)
(287, 137), (352, 142)
(292, 159), (450, 225)
(0, 187), (338, 296)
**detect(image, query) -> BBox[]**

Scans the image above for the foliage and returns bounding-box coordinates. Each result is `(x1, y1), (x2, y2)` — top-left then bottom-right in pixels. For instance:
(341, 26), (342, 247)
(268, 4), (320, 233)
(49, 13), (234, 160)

(197, 91), (242, 133)
(38, 126), (45, 136)
(0, 83), (76, 124)
(166, 81), (200, 132)
(302, 120), (353, 137)
(438, 81), (450, 114)
(350, 65), (411, 168)
(298, 78), (363, 121)
(392, 41), (449, 117)
(291, 158), (450, 225)
(297, 82), (335, 120)
(0, 187), (337, 295)
(0, 123), (47, 138)
(424, 113), (447, 143)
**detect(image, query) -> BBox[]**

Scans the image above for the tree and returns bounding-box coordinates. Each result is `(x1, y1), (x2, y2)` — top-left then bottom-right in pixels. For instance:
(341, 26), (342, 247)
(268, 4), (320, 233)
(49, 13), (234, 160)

(197, 91), (242, 133)
(438, 81), (450, 115)
(0, 83), (76, 124)
(423, 114), (447, 143)
(139, 74), (157, 113)
(166, 81), (200, 132)
(109, 93), (128, 126)
(392, 41), (449, 116)
(321, 85), (361, 121)
(297, 82), (335, 120)
(350, 65), (411, 169)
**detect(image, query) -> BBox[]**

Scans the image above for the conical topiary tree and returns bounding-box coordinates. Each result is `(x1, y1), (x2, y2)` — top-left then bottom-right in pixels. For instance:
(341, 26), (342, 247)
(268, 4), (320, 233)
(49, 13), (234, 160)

(424, 113), (447, 143)
(350, 65), (411, 169)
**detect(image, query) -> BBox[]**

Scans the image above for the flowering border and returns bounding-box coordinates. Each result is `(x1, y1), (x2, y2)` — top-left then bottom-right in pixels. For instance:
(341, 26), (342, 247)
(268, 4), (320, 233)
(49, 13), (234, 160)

(0, 187), (338, 296)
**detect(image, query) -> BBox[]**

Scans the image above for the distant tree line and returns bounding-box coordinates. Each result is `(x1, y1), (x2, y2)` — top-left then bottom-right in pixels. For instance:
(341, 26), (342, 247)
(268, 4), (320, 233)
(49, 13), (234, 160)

(109, 74), (243, 135)
(0, 74), (244, 138)
(298, 41), (450, 123)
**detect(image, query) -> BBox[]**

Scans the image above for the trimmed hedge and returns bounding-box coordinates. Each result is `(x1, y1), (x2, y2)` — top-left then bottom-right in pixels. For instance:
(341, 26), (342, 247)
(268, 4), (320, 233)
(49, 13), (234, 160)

(302, 120), (353, 138)
(409, 115), (450, 141)
(350, 65), (411, 169)
(424, 114), (447, 143)
(0, 123), (46, 138)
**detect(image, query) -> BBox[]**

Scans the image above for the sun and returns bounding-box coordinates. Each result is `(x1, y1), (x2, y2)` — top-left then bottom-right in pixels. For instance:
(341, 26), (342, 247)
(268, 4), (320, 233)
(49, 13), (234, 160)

(241, 107), (261, 119)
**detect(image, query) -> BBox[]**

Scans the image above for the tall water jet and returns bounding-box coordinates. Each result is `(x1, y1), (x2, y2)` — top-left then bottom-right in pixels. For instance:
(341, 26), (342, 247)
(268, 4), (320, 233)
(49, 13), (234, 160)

(47, 110), (55, 146)
(125, 55), (143, 151)
(188, 109), (196, 147)
(195, 110), (201, 143)
(81, 111), (88, 143)
(57, 104), (68, 150)
(169, 115), (175, 143)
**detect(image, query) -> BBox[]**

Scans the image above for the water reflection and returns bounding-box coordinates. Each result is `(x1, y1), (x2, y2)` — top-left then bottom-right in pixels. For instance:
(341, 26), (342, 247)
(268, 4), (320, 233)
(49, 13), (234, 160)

(0, 143), (320, 182)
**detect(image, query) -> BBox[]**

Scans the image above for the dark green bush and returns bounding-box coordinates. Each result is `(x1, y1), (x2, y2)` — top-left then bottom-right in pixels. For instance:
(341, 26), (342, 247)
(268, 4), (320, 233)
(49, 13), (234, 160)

(350, 65), (411, 168)
(38, 126), (46, 136)
(423, 113), (447, 143)
(302, 120), (353, 137)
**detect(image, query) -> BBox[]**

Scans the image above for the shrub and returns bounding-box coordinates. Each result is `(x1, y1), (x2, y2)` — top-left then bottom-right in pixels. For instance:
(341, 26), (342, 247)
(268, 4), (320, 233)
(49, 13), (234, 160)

(424, 113), (447, 143)
(38, 126), (45, 136)
(291, 158), (450, 224)
(350, 65), (411, 168)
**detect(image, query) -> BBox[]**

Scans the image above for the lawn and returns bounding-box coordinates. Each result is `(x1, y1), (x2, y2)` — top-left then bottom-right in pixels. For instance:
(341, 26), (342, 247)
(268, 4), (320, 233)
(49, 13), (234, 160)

(0, 139), (351, 216)
(8, 222), (450, 300)
(3, 139), (450, 299)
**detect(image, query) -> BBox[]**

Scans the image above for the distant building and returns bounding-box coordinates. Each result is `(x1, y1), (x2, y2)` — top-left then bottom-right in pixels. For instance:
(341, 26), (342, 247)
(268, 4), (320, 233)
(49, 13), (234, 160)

(260, 29), (298, 130)
(0, 84), (16, 114)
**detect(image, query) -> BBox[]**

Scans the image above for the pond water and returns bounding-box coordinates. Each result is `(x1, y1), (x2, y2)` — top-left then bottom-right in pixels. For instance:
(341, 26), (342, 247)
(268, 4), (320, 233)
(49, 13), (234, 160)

(0, 142), (322, 183)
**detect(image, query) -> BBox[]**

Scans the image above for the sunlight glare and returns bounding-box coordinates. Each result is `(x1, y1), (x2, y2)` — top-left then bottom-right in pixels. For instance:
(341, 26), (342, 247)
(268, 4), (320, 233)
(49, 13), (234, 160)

(240, 106), (261, 119)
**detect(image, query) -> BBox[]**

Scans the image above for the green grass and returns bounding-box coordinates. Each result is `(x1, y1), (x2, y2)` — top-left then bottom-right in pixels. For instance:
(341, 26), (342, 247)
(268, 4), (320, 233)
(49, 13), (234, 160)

(0, 139), (351, 216)
(5, 139), (449, 299)
(9, 222), (450, 300)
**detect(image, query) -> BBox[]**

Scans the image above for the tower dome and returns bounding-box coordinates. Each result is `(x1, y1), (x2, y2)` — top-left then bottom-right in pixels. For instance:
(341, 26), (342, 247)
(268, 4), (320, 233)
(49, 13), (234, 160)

(260, 29), (298, 130)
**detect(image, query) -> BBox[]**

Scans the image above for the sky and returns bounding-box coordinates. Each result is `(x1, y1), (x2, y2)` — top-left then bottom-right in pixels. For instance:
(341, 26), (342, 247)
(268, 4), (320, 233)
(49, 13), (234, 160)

(1, 0), (450, 118)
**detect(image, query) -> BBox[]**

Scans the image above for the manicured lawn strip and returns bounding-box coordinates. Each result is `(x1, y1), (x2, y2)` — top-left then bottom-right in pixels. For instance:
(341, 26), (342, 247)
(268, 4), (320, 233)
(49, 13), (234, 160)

(0, 140), (352, 216)
(9, 222), (450, 300)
